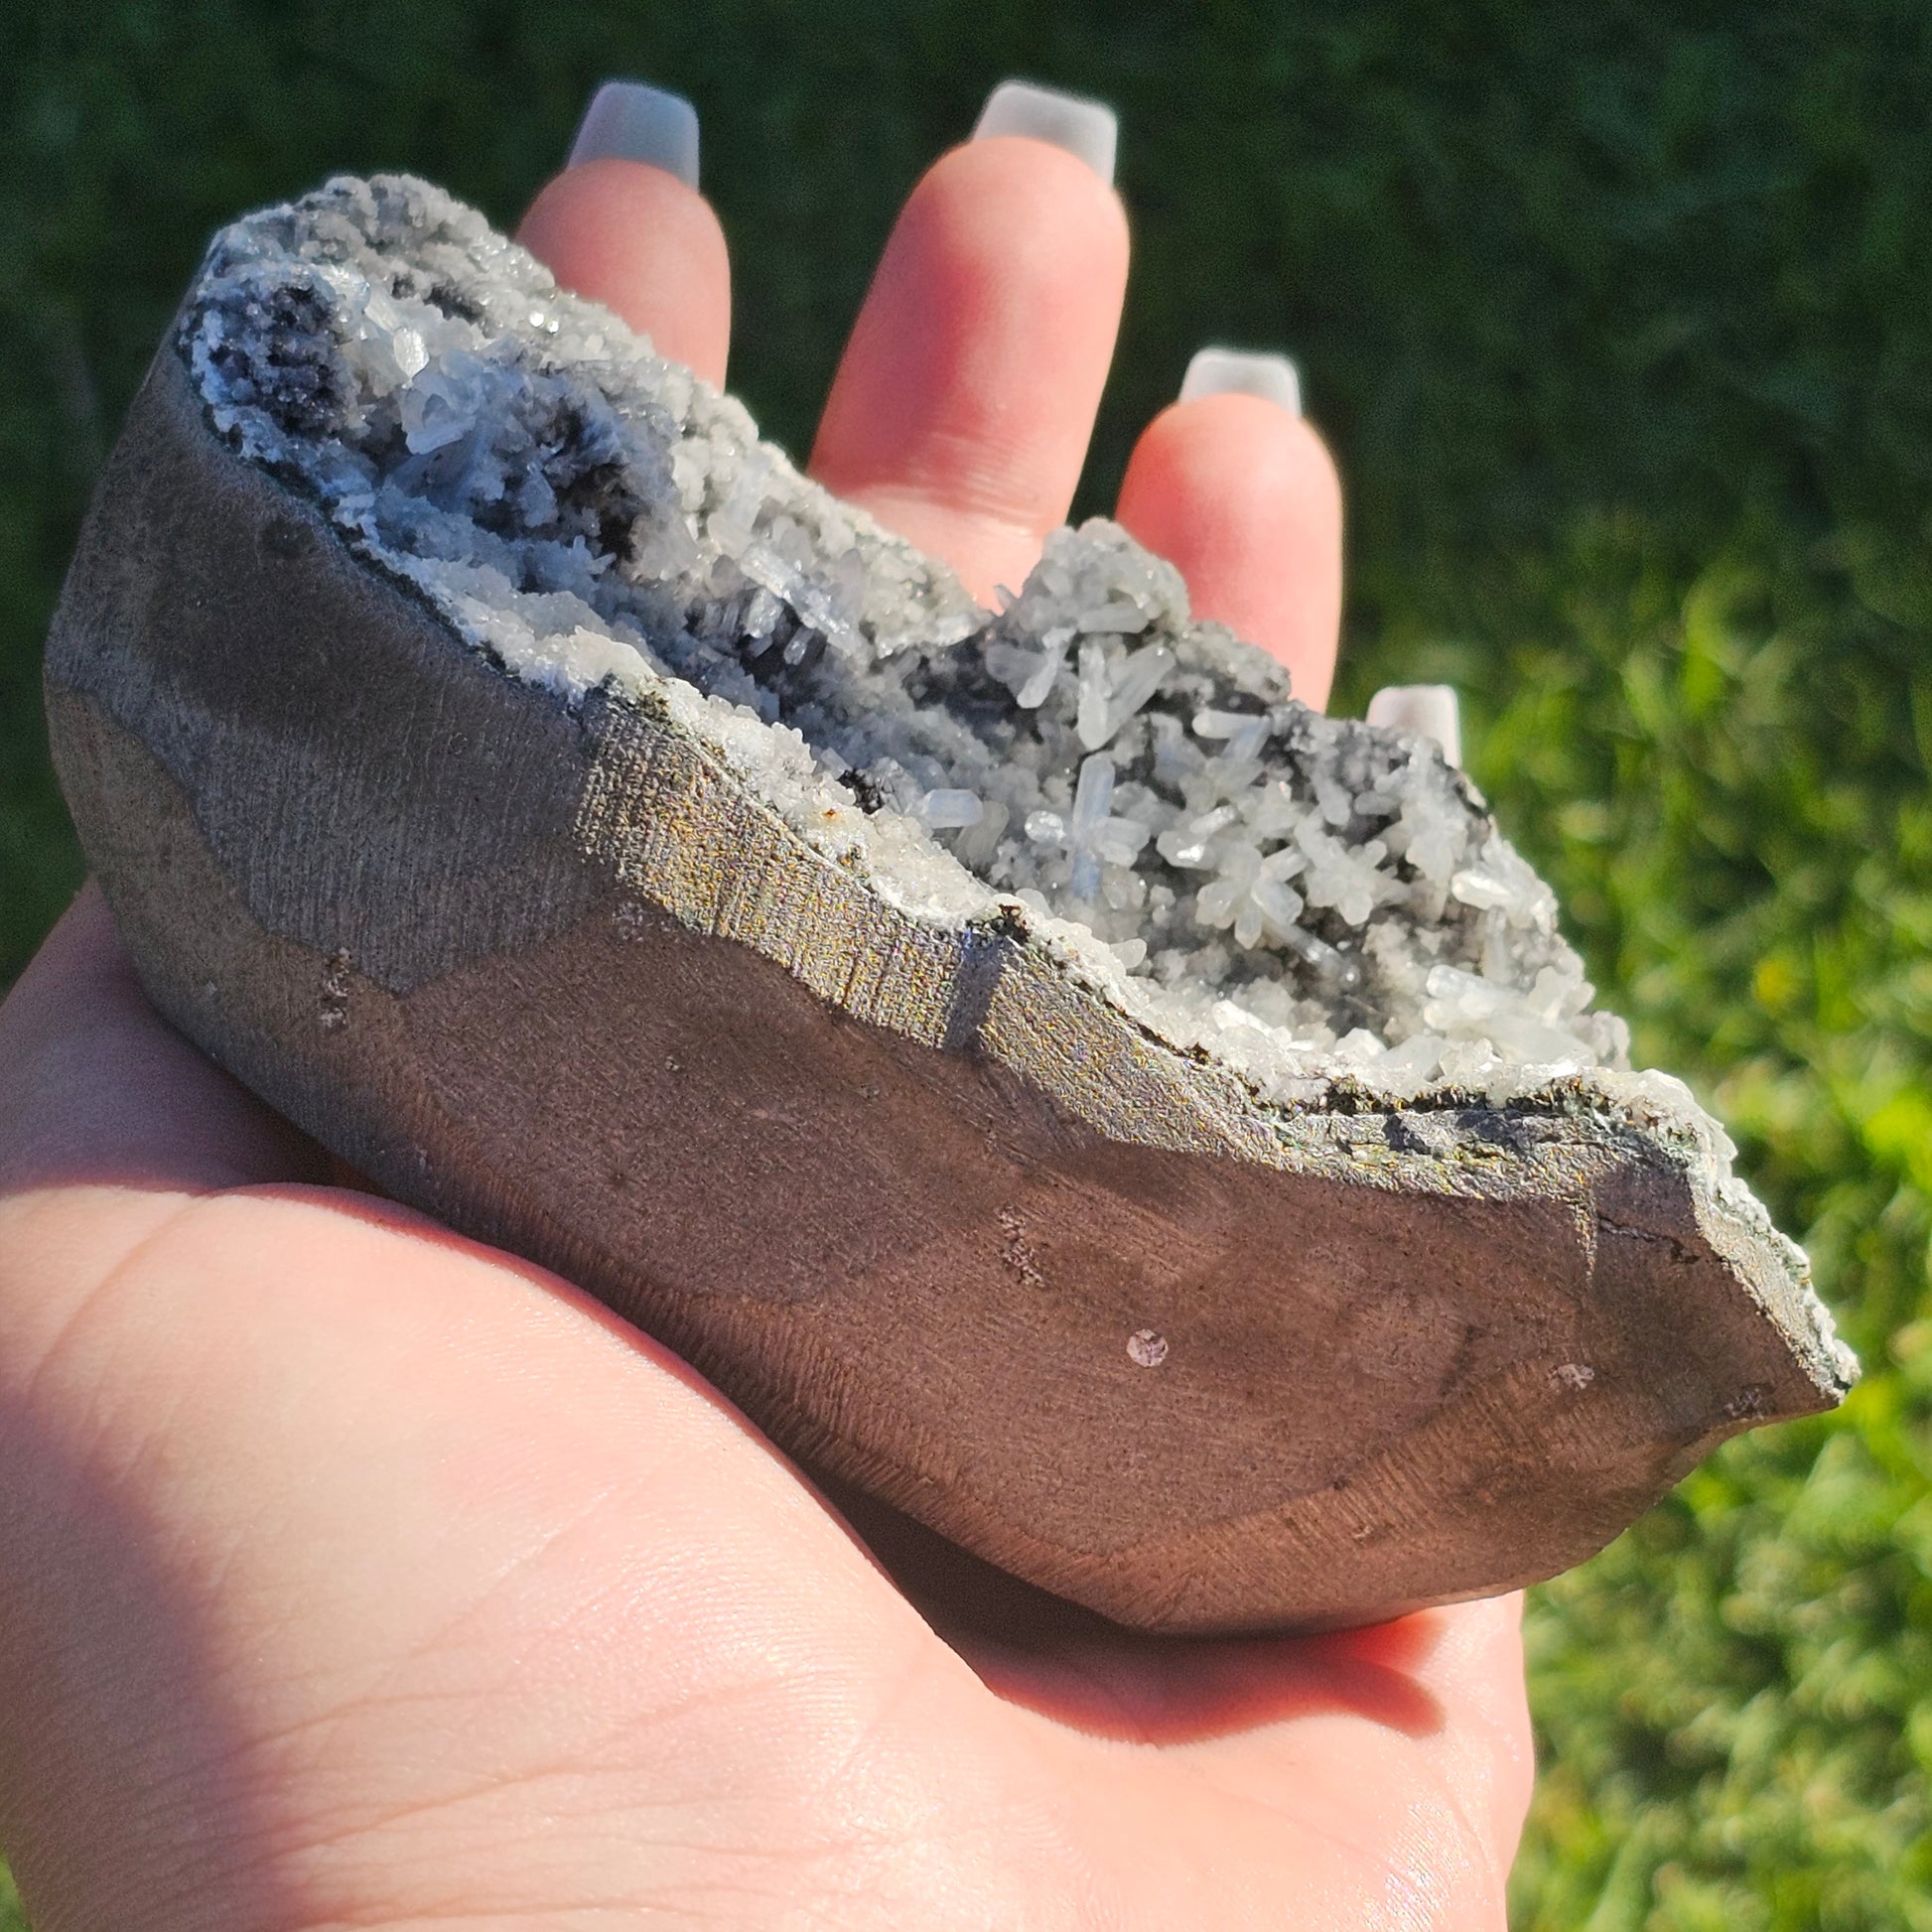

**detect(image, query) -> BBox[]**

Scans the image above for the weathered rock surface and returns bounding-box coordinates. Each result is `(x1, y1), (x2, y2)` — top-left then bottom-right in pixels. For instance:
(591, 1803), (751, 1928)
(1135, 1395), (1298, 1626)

(43, 177), (1854, 1632)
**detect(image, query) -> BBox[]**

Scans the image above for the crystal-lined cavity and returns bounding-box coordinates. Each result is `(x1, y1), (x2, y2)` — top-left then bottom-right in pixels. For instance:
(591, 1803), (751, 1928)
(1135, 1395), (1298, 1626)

(184, 173), (1645, 1114)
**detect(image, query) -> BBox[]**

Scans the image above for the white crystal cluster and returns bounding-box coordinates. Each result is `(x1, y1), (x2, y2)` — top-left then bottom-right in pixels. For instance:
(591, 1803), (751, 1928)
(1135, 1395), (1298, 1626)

(184, 174), (1648, 1116)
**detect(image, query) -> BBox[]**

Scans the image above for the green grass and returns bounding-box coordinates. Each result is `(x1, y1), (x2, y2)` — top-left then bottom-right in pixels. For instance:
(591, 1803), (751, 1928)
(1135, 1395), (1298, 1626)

(4, 4), (1930, 1924)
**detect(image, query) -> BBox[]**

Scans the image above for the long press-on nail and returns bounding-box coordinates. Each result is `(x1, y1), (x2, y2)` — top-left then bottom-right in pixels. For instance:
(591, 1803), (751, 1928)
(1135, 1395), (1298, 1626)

(569, 80), (701, 188)
(1179, 347), (1303, 417)
(1367, 685), (1462, 768)
(972, 79), (1118, 186)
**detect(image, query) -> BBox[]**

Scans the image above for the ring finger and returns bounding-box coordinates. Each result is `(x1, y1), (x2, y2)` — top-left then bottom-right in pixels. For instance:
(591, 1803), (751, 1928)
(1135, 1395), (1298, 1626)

(1115, 351), (1345, 711)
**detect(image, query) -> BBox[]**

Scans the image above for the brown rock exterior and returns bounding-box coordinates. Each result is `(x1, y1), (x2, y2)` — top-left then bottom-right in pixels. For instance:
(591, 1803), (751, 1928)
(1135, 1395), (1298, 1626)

(43, 332), (1852, 1635)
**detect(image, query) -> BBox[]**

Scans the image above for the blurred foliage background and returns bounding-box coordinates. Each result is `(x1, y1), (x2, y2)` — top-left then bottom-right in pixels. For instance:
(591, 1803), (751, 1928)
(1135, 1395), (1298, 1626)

(3, 2), (1930, 1924)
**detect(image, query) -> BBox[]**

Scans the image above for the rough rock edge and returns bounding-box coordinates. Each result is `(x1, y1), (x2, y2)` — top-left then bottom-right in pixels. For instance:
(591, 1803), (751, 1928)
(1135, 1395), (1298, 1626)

(178, 172), (1853, 1384)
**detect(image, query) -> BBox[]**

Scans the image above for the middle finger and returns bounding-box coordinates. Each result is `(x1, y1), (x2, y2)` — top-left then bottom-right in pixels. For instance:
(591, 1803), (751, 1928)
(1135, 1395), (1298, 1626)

(808, 82), (1129, 603)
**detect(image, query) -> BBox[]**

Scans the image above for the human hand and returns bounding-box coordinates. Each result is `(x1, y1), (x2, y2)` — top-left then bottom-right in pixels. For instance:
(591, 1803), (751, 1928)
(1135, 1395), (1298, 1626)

(0, 81), (1531, 1929)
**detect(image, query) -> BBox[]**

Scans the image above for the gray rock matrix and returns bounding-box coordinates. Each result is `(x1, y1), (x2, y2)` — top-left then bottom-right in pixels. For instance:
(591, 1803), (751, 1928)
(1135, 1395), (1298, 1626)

(180, 173), (1848, 1377)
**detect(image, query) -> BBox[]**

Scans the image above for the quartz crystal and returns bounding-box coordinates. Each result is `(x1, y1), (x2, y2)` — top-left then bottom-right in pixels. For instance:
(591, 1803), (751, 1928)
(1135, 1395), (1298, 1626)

(173, 175), (1846, 1365)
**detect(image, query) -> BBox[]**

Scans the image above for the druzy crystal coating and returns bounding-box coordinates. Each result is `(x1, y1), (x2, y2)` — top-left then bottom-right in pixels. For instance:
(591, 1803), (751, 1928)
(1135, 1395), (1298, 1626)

(177, 175), (1783, 1175)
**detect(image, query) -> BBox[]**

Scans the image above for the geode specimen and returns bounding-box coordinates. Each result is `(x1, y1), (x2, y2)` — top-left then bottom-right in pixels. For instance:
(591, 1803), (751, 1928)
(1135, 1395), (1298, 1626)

(44, 175), (1855, 1633)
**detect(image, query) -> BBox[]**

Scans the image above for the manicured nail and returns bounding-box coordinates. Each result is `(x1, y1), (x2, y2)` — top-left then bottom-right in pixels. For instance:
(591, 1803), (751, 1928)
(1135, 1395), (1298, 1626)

(1179, 347), (1303, 417)
(1367, 685), (1462, 768)
(973, 79), (1118, 186)
(569, 80), (700, 189)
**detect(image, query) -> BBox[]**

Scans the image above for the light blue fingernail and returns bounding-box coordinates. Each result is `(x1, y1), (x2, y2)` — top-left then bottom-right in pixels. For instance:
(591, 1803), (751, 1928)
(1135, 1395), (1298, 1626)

(569, 80), (700, 189)
(1179, 347), (1303, 417)
(972, 79), (1118, 186)
(1367, 685), (1462, 768)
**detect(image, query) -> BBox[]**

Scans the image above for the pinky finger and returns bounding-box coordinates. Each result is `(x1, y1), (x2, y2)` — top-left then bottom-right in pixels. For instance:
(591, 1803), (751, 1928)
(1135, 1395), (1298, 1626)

(1114, 352), (1343, 712)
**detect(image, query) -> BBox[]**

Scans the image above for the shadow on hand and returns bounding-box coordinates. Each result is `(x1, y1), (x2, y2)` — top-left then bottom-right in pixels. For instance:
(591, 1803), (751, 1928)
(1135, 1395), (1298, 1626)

(4, 903), (1449, 1765)
(819, 1475), (1447, 1745)
(0, 1410), (312, 1931)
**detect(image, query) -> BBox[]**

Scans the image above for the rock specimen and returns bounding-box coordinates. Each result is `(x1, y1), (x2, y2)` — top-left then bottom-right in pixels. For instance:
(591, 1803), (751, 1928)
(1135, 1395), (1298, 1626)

(44, 175), (1856, 1633)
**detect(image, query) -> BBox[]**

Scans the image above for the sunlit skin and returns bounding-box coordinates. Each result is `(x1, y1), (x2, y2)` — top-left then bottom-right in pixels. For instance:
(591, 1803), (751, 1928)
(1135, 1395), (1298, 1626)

(0, 129), (1531, 1929)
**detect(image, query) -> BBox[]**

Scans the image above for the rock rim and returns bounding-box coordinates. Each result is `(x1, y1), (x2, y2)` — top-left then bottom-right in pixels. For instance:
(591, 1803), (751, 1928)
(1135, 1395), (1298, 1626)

(42, 177), (1856, 1632)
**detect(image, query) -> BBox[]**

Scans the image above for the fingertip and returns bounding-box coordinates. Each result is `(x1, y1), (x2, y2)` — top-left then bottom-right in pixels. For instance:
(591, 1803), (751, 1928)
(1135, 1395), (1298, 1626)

(1366, 683), (1463, 768)
(515, 158), (732, 388)
(1115, 391), (1343, 711)
(809, 133), (1129, 598)
(972, 79), (1120, 186)
(1179, 346), (1302, 415)
(944, 129), (1130, 255)
(568, 80), (701, 188)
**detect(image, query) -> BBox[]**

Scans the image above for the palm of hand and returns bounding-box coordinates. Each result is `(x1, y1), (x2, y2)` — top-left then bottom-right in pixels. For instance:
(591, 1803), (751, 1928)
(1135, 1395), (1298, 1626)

(0, 118), (1530, 1929)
